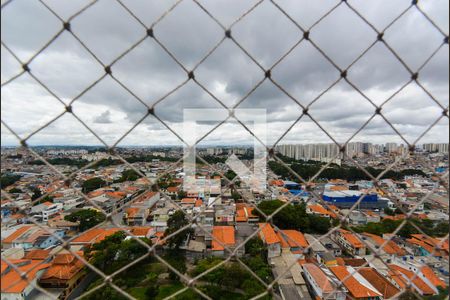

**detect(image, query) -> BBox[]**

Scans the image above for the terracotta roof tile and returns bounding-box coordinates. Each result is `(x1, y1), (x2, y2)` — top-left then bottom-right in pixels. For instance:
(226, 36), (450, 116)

(258, 223), (280, 245)
(339, 229), (364, 249)
(2, 226), (33, 244)
(212, 226), (235, 251)
(363, 233), (406, 256)
(279, 230), (309, 249)
(24, 249), (51, 260)
(308, 204), (336, 218)
(130, 227), (152, 237)
(389, 264), (436, 295)
(303, 264), (334, 293)
(71, 228), (122, 244)
(357, 267), (400, 299)
(1, 259), (50, 293)
(329, 266), (382, 299)
(40, 254), (84, 281)
(421, 266), (446, 289)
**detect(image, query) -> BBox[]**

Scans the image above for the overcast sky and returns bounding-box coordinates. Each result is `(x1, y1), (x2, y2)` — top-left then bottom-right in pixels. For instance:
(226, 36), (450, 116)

(1, 0), (449, 147)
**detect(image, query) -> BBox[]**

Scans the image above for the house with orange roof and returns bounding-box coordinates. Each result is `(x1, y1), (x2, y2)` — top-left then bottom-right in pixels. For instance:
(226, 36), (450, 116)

(327, 204), (339, 213)
(357, 267), (400, 299)
(39, 253), (86, 298)
(180, 198), (197, 210)
(405, 234), (448, 257)
(302, 263), (347, 300)
(277, 230), (309, 256)
(131, 191), (160, 208)
(2, 225), (64, 250)
(166, 186), (179, 196)
(334, 229), (366, 256)
(235, 203), (259, 223)
(388, 264), (437, 296)
(269, 179), (284, 187)
(129, 227), (154, 238)
(24, 249), (51, 261)
(70, 228), (122, 246)
(307, 204), (337, 219)
(362, 232), (407, 257)
(329, 265), (383, 299)
(1, 258), (51, 299)
(258, 223), (281, 258)
(123, 207), (148, 226)
(211, 226), (236, 257)
(420, 266), (446, 290)
(383, 214), (406, 221)
(192, 199), (204, 214)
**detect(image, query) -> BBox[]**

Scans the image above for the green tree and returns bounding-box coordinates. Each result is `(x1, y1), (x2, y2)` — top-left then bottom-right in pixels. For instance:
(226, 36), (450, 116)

(86, 231), (150, 275)
(163, 251), (187, 281)
(164, 211), (192, 249)
(82, 285), (126, 300)
(115, 169), (140, 183)
(65, 209), (106, 232)
(224, 170), (237, 181)
(82, 177), (106, 193)
(256, 200), (312, 233)
(231, 191), (241, 201)
(8, 187), (22, 194)
(0, 174), (22, 188)
(309, 215), (331, 234)
(144, 285), (159, 299)
(245, 237), (265, 257)
(384, 207), (395, 216)
(31, 187), (42, 201)
(399, 290), (420, 300)
(177, 190), (187, 200)
(426, 286), (449, 300)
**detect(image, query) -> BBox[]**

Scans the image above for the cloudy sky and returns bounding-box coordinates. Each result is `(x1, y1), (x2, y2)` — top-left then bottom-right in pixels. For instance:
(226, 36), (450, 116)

(1, 0), (448, 147)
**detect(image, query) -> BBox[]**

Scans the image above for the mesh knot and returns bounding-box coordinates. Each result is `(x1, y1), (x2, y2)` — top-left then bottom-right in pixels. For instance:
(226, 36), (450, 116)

(303, 31), (310, 40)
(340, 70), (347, 78)
(412, 0), (418, 5)
(377, 33), (384, 41)
(104, 66), (112, 74)
(302, 108), (309, 115)
(147, 28), (154, 37)
(65, 105), (72, 113)
(22, 64), (30, 72)
(20, 140), (28, 147)
(225, 29), (232, 38)
(148, 107), (155, 115)
(188, 71), (195, 80)
(411, 72), (418, 80)
(265, 70), (271, 78)
(444, 36), (449, 44)
(375, 107), (382, 114)
(63, 22), (71, 31)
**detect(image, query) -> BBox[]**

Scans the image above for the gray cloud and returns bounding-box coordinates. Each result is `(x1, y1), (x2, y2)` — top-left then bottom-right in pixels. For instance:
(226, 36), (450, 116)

(93, 110), (113, 124)
(1, 0), (448, 146)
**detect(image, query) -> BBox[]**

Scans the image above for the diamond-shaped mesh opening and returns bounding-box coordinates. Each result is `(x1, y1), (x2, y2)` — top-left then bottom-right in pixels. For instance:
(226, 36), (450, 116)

(1, 1), (449, 300)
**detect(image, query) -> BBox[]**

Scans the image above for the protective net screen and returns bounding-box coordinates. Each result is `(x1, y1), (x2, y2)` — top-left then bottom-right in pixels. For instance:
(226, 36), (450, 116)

(1, 0), (449, 300)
